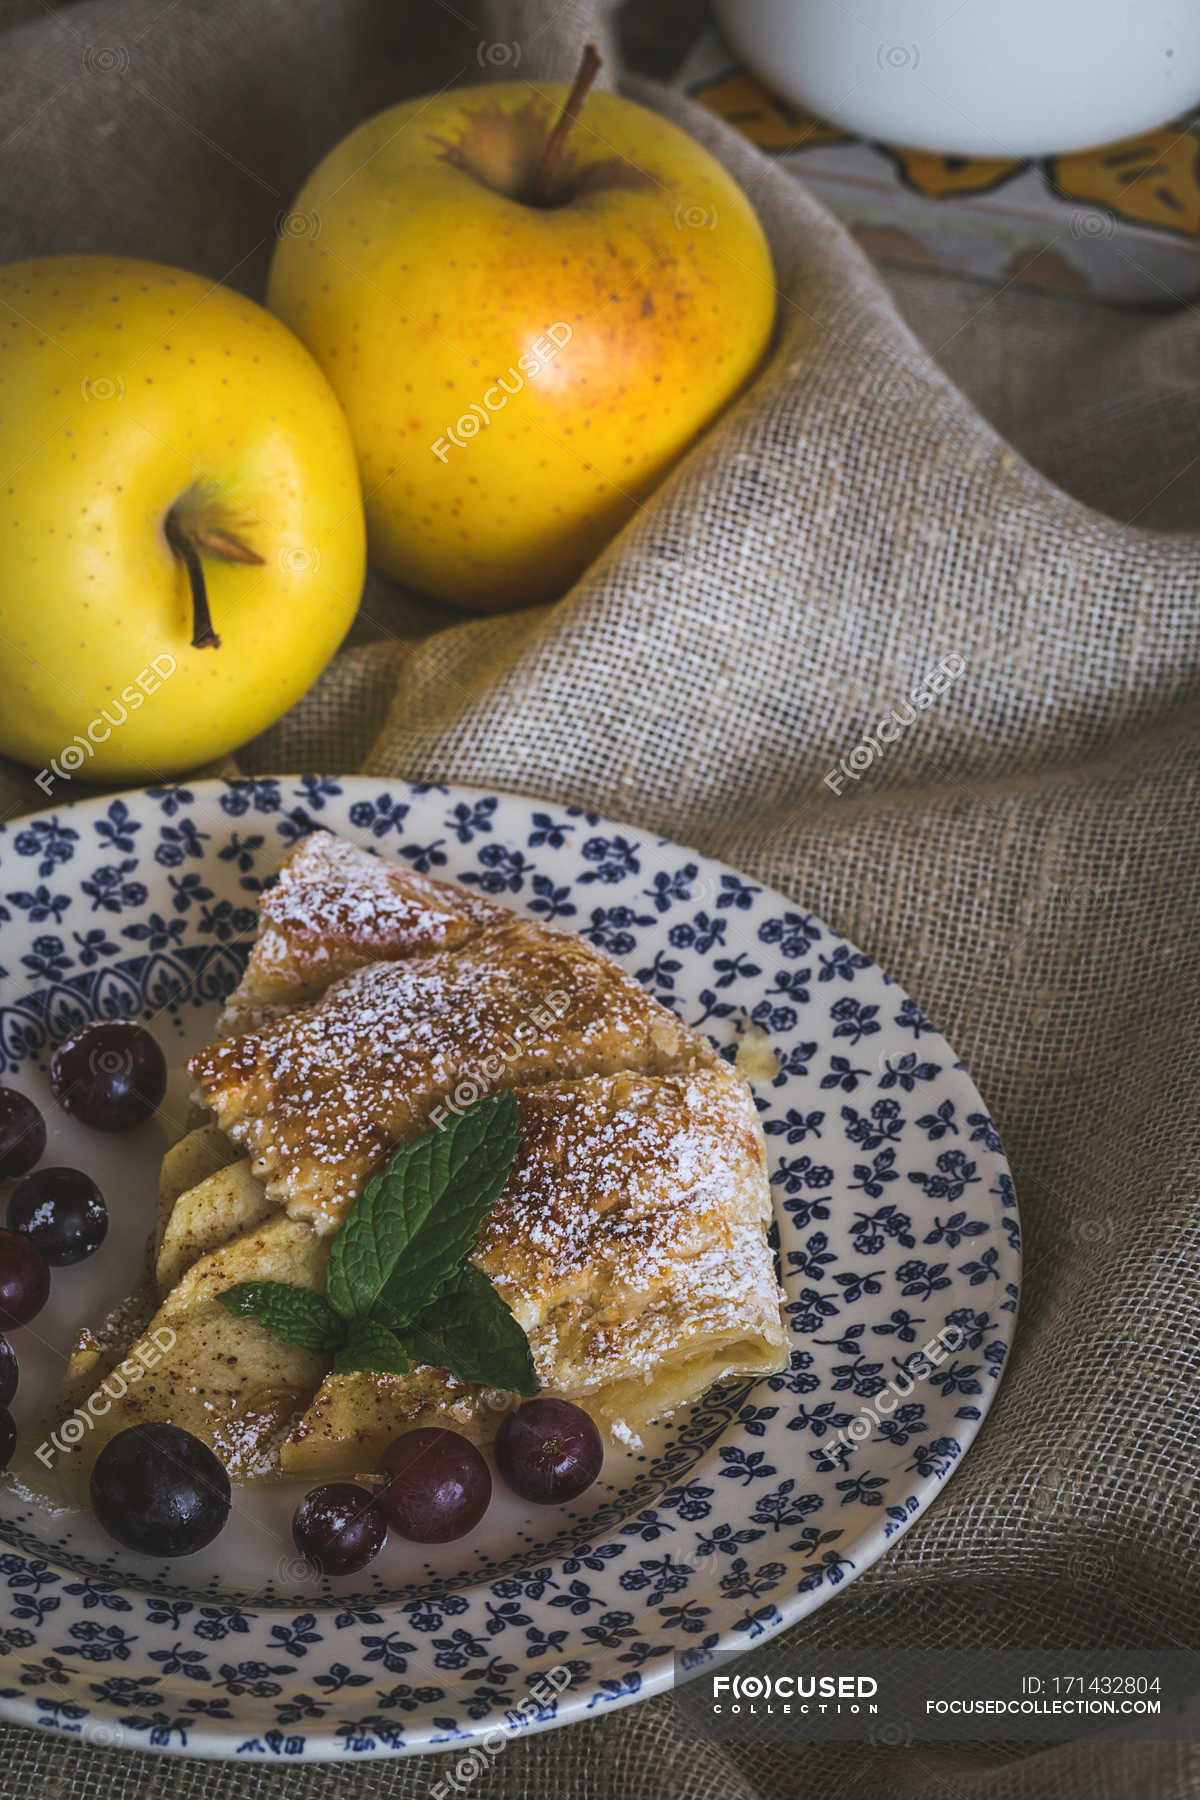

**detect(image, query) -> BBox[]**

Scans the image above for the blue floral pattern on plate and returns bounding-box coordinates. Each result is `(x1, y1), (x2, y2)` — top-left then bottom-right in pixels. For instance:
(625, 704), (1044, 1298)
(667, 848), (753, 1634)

(0, 780), (1018, 1760)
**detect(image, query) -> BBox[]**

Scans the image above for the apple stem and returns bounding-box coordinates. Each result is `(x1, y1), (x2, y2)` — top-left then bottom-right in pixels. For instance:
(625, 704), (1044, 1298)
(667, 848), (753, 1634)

(529, 42), (602, 206)
(164, 512), (222, 650)
(164, 507), (265, 650)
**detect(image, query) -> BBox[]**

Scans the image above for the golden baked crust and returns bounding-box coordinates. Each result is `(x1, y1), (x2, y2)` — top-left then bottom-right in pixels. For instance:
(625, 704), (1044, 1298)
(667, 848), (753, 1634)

(282, 1066), (786, 1469)
(217, 830), (507, 1033)
(479, 1067), (771, 1309)
(192, 911), (717, 1235)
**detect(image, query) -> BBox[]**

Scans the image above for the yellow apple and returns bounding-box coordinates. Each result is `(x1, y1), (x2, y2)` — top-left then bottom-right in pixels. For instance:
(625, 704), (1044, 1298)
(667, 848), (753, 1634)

(0, 256), (365, 784)
(268, 59), (776, 610)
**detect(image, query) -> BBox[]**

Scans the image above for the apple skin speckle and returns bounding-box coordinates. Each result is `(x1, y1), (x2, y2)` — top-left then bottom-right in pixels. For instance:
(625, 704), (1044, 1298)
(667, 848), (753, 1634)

(266, 78), (775, 612)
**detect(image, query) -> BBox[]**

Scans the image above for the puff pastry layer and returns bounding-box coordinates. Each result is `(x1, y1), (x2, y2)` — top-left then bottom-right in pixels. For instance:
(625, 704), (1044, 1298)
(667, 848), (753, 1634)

(54, 833), (787, 1479)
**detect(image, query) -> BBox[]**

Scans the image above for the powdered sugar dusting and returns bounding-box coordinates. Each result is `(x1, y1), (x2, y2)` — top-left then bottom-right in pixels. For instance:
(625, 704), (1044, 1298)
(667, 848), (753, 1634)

(478, 1069), (765, 1307)
(181, 832), (786, 1459)
(264, 832), (502, 952)
(218, 832), (506, 1033)
(193, 912), (716, 1233)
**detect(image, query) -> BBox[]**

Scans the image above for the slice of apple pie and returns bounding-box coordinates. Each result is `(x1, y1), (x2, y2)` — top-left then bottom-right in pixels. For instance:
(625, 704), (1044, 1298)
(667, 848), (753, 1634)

(56, 832), (787, 1481)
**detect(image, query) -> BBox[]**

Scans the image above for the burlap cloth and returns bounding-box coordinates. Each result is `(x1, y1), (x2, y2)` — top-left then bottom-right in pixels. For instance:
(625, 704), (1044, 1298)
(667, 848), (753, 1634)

(1, 1), (1198, 1796)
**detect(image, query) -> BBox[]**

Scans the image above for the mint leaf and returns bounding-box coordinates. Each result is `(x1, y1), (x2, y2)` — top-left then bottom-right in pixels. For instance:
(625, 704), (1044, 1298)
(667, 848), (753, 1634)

(400, 1262), (539, 1396)
(217, 1282), (346, 1352)
(220, 1096), (533, 1382)
(325, 1154), (414, 1322)
(333, 1319), (411, 1376)
(330, 1089), (519, 1326)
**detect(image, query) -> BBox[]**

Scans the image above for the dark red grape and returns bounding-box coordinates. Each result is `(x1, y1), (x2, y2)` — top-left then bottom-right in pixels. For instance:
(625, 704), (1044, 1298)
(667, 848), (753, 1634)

(0, 1229), (50, 1329)
(0, 1409), (14, 1473)
(0, 1336), (17, 1409)
(293, 1482), (386, 1575)
(90, 1422), (230, 1557)
(377, 1427), (492, 1542)
(49, 1019), (166, 1133)
(495, 1398), (603, 1504)
(8, 1167), (107, 1266)
(0, 1088), (45, 1178)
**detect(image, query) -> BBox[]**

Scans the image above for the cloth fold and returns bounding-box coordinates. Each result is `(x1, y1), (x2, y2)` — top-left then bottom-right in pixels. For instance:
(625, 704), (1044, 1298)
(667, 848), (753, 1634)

(0, 2), (1197, 1796)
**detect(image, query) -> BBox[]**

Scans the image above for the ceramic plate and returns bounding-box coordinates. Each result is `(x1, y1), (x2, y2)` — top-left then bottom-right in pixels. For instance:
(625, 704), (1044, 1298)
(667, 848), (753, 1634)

(0, 778), (1018, 1760)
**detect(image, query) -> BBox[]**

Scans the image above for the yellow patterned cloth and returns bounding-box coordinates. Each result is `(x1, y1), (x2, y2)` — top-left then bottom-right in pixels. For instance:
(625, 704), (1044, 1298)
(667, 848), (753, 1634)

(689, 50), (1200, 299)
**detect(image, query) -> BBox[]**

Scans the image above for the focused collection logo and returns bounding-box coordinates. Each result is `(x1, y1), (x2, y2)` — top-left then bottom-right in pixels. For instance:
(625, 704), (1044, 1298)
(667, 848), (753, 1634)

(711, 1672), (879, 1713)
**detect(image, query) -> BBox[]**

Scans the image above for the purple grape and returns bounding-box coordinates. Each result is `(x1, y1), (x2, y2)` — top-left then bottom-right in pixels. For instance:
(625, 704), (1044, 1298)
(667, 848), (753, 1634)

(0, 1409), (14, 1473)
(8, 1167), (107, 1266)
(377, 1427), (492, 1542)
(90, 1423), (230, 1557)
(292, 1482), (386, 1575)
(495, 1398), (603, 1504)
(49, 1019), (166, 1133)
(0, 1229), (50, 1329)
(0, 1088), (45, 1178)
(0, 1336), (17, 1409)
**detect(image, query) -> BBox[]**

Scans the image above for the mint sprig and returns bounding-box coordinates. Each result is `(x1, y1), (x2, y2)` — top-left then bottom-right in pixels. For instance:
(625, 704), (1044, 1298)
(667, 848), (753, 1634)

(399, 1262), (537, 1395)
(327, 1089), (519, 1326)
(334, 1319), (412, 1376)
(219, 1281), (346, 1352)
(216, 1091), (538, 1396)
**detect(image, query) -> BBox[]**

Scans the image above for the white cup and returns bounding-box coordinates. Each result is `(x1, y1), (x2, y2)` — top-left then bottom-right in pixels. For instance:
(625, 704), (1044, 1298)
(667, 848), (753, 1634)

(713, 0), (1200, 157)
